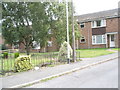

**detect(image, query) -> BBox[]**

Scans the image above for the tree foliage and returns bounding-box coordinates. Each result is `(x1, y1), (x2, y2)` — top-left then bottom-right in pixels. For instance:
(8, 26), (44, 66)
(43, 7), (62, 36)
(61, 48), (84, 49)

(2, 2), (80, 54)
(2, 2), (48, 55)
(46, 2), (80, 48)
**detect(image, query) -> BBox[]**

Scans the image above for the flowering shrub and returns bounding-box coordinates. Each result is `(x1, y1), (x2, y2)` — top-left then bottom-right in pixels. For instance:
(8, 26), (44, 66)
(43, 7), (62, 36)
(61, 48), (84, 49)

(14, 55), (33, 72)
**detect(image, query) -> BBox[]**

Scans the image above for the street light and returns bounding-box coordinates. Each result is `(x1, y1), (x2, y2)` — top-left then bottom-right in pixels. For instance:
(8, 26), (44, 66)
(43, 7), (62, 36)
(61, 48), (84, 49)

(66, 0), (70, 64)
(71, 0), (76, 62)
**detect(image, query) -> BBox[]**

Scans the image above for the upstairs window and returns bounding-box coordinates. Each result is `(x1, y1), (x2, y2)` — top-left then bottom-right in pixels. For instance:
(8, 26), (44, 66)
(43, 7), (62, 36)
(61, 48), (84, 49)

(96, 20), (101, 27)
(80, 23), (85, 28)
(92, 19), (106, 28)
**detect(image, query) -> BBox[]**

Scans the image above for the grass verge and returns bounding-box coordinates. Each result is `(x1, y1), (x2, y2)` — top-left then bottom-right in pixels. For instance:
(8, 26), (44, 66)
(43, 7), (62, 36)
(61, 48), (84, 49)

(76, 48), (115, 58)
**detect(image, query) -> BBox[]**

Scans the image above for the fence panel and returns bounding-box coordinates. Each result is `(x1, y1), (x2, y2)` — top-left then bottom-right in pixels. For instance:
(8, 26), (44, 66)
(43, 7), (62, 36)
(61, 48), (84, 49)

(1, 51), (81, 76)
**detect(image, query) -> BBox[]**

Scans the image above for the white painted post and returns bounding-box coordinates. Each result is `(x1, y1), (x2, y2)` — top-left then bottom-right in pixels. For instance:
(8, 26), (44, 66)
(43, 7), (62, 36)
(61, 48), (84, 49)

(66, 0), (70, 63)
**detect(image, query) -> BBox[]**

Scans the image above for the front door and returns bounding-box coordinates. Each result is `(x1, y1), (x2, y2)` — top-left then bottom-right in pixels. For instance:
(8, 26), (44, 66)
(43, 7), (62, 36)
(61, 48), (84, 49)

(109, 34), (115, 48)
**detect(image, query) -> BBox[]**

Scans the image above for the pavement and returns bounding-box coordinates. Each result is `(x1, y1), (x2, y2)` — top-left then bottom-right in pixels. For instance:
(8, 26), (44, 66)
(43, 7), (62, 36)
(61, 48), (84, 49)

(28, 58), (118, 88)
(1, 52), (119, 88)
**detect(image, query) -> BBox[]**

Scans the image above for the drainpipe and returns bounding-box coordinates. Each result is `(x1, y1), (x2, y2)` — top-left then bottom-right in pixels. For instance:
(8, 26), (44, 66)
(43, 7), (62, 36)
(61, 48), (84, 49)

(88, 29), (90, 49)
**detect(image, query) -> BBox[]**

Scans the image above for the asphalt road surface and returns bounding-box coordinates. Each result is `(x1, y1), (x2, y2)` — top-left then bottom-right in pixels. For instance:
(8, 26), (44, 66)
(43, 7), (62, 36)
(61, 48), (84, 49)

(28, 58), (118, 88)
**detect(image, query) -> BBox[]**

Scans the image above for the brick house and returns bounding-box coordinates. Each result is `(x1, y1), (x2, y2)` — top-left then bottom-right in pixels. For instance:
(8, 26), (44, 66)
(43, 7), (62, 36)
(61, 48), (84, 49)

(76, 8), (120, 49)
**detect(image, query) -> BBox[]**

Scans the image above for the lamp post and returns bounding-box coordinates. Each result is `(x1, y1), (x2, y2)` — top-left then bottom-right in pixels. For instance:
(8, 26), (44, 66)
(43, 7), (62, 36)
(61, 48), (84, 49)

(72, 0), (76, 62)
(66, 0), (70, 64)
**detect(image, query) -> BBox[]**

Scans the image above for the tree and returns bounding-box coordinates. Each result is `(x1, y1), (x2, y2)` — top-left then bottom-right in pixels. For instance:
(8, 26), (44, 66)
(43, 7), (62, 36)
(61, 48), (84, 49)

(29, 2), (49, 52)
(46, 2), (80, 49)
(2, 2), (49, 55)
(2, 2), (80, 55)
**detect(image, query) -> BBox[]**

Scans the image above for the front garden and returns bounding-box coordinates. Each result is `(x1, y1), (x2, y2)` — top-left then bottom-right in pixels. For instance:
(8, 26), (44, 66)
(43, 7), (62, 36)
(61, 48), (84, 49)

(76, 48), (116, 58)
(0, 48), (117, 76)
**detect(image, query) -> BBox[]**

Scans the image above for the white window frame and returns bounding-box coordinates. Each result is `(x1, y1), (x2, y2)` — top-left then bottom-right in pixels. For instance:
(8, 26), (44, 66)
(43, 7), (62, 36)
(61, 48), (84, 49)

(48, 41), (52, 47)
(32, 41), (40, 49)
(101, 20), (106, 27)
(80, 23), (85, 28)
(91, 19), (106, 28)
(92, 34), (106, 45)
(80, 36), (86, 43)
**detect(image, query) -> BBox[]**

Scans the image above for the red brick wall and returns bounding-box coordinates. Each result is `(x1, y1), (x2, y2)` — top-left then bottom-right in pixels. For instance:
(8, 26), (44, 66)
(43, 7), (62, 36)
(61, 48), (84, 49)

(90, 44), (106, 48)
(78, 21), (106, 49)
(106, 18), (118, 33)
(106, 18), (119, 48)
(118, 18), (120, 48)
(0, 36), (3, 45)
(78, 17), (119, 49)
(46, 37), (59, 52)
(79, 21), (93, 49)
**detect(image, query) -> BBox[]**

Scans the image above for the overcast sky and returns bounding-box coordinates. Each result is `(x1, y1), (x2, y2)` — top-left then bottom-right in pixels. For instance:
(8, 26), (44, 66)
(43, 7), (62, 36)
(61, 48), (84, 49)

(73, 0), (120, 15)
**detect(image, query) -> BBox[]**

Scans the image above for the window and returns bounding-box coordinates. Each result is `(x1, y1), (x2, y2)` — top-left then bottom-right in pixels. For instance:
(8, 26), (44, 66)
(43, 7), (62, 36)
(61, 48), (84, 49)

(111, 35), (114, 41)
(92, 35), (106, 44)
(92, 35), (95, 44)
(48, 41), (52, 47)
(32, 41), (40, 49)
(96, 20), (101, 27)
(80, 36), (86, 43)
(92, 19), (106, 28)
(14, 44), (19, 49)
(96, 35), (102, 43)
(102, 35), (106, 43)
(101, 20), (106, 26)
(80, 23), (85, 28)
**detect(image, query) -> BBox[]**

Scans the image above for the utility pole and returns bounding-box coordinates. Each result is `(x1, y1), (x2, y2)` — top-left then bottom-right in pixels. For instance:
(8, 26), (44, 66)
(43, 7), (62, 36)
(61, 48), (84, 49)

(66, 0), (70, 64)
(72, 0), (76, 62)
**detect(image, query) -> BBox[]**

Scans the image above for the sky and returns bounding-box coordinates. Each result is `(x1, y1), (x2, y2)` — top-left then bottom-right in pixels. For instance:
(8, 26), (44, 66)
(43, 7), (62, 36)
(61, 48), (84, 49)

(73, 0), (120, 15)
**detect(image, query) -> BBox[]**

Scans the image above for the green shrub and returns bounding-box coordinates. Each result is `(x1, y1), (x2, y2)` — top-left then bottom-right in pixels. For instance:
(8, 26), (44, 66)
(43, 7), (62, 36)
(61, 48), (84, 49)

(3, 52), (8, 59)
(14, 52), (19, 58)
(14, 55), (33, 72)
(58, 41), (73, 62)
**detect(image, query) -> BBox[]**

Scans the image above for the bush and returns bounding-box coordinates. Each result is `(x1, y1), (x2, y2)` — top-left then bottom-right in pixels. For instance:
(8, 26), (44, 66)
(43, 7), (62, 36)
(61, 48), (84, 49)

(14, 52), (19, 58)
(3, 52), (8, 59)
(14, 55), (33, 72)
(58, 41), (73, 62)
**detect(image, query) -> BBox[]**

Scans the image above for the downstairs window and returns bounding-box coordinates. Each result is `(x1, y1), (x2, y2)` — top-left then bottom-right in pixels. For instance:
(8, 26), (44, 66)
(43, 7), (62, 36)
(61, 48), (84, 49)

(92, 35), (106, 44)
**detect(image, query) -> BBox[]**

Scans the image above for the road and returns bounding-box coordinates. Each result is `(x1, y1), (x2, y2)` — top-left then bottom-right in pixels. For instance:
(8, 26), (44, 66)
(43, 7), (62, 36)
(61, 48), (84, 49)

(28, 58), (118, 88)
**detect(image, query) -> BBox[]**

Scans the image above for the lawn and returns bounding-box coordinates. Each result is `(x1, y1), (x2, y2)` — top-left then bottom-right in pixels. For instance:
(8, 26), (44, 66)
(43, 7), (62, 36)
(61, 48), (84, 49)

(111, 48), (120, 51)
(76, 48), (115, 58)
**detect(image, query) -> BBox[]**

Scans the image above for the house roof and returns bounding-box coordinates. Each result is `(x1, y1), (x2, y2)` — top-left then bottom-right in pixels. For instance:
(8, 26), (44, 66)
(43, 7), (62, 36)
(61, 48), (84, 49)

(76, 8), (119, 23)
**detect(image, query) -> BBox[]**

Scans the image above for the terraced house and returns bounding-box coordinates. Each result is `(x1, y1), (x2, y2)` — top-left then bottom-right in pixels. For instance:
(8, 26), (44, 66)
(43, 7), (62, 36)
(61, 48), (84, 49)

(76, 8), (120, 49)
